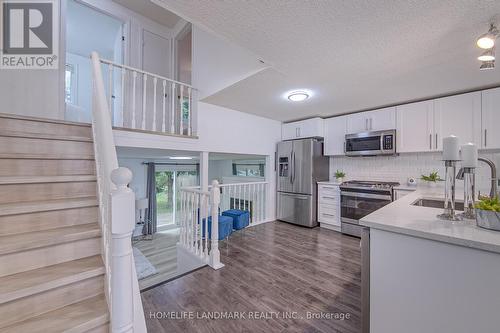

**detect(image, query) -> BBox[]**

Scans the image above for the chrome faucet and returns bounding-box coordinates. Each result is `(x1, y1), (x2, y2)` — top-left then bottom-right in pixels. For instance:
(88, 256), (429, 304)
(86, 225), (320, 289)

(478, 157), (498, 198)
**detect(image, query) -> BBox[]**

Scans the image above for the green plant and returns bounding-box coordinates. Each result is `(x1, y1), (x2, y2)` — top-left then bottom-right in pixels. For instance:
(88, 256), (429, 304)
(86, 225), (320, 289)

(420, 171), (443, 182)
(335, 170), (346, 179)
(475, 196), (500, 212)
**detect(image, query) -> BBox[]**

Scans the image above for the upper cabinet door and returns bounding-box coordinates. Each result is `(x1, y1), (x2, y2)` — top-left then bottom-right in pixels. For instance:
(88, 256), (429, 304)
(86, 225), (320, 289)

(433, 92), (482, 150)
(346, 107), (396, 133)
(366, 107), (397, 131)
(282, 122), (300, 140)
(282, 118), (324, 140)
(481, 87), (500, 149)
(396, 101), (434, 153)
(324, 116), (347, 155)
(300, 118), (324, 138)
(346, 112), (369, 134)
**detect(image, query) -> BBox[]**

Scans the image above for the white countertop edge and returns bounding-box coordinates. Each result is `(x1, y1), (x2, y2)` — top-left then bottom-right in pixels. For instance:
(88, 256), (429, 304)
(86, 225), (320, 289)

(360, 186), (500, 254)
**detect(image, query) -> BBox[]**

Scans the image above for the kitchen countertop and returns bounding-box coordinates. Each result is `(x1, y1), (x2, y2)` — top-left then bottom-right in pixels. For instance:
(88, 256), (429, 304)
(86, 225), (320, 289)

(360, 186), (500, 254)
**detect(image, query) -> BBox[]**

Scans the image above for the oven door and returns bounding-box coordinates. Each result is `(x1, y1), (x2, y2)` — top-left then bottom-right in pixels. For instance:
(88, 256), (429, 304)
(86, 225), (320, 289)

(340, 191), (392, 222)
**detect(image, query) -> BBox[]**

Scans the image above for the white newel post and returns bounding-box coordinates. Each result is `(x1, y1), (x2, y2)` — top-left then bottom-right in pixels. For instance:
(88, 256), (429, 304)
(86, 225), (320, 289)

(110, 167), (135, 333)
(209, 180), (224, 269)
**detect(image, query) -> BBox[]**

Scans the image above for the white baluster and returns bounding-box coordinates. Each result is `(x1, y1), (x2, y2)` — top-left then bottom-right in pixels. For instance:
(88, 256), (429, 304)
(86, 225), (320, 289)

(131, 71), (137, 129)
(152, 77), (157, 131)
(209, 180), (224, 269)
(162, 80), (166, 132)
(251, 183), (255, 223)
(187, 87), (192, 136)
(108, 65), (113, 119)
(195, 193), (200, 256)
(141, 74), (147, 130)
(180, 191), (185, 245)
(202, 196), (208, 258)
(170, 82), (176, 134)
(179, 85), (184, 135)
(238, 185), (241, 210)
(110, 167), (135, 333)
(120, 68), (125, 127)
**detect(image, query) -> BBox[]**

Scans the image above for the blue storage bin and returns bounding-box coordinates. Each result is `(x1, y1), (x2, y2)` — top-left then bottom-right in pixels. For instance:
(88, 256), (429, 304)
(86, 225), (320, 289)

(222, 209), (250, 230)
(201, 215), (233, 240)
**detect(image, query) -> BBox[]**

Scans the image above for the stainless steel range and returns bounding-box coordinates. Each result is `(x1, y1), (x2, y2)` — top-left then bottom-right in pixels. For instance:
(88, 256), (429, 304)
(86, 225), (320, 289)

(340, 180), (399, 237)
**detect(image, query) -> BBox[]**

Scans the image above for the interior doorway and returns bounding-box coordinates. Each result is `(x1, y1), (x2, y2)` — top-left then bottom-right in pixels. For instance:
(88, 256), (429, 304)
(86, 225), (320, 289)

(155, 166), (198, 231)
(65, 0), (125, 123)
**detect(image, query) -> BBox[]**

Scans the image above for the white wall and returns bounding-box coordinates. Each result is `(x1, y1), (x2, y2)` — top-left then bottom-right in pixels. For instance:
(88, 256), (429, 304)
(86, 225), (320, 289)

(329, 151), (500, 193)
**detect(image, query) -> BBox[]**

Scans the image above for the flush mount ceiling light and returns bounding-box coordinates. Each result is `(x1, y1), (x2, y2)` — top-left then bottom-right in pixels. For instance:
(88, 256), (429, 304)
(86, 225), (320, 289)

(169, 156), (193, 160)
(285, 90), (312, 102)
(480, 60), (495, 70)
(478, 49), (495, 61)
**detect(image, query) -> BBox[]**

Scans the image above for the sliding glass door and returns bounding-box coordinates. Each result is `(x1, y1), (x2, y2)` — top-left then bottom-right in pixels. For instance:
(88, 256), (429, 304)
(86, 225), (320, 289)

(155, 166), (198, 230)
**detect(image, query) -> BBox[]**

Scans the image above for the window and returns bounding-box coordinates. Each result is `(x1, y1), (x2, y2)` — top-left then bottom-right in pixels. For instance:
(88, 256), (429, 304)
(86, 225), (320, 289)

(65, 64), (77, 103)
(232, 163), (265, 177)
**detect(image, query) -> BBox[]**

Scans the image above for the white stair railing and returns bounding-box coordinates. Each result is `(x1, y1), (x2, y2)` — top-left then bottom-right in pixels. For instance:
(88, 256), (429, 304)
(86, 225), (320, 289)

(179, 180), (223, 269)
(91, 51), (146, 333)
(186, 181), (269, 225)
(98, 57), (197, 136)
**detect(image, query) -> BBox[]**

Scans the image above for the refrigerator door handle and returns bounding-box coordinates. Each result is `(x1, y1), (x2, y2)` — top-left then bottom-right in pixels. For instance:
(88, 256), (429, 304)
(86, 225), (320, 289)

(292, 151), (296, 185)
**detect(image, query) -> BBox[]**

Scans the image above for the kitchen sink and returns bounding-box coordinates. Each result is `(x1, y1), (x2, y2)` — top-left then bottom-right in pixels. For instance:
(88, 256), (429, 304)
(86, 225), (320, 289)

(412, 198), (464, 211)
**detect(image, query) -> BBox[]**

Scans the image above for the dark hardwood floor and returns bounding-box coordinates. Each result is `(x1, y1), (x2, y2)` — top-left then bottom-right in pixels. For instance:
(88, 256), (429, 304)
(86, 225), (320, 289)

(141, 221), (361, 333)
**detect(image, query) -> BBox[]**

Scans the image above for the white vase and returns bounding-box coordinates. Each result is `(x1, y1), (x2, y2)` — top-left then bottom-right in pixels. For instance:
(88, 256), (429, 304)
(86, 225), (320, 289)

(336, 177), (344, 184)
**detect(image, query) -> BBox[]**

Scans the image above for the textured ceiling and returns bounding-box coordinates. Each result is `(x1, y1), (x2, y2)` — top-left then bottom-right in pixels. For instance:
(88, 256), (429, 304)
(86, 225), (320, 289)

(155, 0), (500, 121)
(112, 0), (181, 28)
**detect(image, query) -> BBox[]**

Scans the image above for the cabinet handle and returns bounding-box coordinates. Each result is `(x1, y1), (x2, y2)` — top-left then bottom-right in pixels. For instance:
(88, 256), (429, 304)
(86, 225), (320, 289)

(429, 133), (432, 150)
(485, 129), (487, 147)
(435, 133), (438, 149)
(365, 118), (368, 131)
(322, 213), (336, 217)
(322, 196), (337, 200)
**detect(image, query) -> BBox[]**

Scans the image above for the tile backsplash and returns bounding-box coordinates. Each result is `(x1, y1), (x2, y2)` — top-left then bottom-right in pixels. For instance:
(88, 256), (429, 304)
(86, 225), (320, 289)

(329, 151), (500, 193)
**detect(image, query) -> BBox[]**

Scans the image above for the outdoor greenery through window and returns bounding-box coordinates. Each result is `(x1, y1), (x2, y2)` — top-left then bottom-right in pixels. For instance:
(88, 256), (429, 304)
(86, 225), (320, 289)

(155, 169), (198, 229)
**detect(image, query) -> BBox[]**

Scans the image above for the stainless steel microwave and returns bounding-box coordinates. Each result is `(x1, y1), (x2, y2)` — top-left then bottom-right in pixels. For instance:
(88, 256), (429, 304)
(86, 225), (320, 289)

(345, 129), (396, 156)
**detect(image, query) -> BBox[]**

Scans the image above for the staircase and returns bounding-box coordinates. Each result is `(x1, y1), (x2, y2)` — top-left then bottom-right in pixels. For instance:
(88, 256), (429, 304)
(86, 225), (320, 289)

(0, 113), (109, 332)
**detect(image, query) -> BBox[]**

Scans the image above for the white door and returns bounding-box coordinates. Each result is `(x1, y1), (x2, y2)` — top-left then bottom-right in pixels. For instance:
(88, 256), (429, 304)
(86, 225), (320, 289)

(346, 112), (369, 133)
(481, 87), (500, 149)
(434, 92), (482, 150)
(142, 30), (171, 131)
(367, 107), (396, 131)
(142, 30), (171, 77)
(396, 101), (434, 153)
(324, 116), (347, 155)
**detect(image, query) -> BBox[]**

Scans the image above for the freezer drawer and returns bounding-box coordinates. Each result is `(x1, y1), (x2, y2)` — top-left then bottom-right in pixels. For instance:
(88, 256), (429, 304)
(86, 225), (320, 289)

(277, 192), (316, 227)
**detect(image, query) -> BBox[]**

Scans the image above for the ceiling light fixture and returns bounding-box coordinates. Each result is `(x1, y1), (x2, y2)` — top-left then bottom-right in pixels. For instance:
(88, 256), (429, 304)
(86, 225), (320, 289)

(286, 90), (311, 102)
(169, 156), (194, 160)
(478, 49), (495, 61)
(479, 60), (495, 70)
(477, 24), (498, 49)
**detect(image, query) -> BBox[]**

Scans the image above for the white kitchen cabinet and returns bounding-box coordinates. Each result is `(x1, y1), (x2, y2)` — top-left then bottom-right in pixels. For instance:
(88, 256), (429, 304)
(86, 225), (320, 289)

(346, 107), (396, 134)
(433, 92), (482, 150)
(481, 87), (500, 149)
(396, 101), (434, 153)
(324, 115), (347, 155)
(317, 183), (341, 230)
(282, 117), (324, 140)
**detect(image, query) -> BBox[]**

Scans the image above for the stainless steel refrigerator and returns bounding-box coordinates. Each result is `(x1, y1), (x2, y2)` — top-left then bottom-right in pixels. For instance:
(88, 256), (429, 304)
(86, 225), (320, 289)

(277, 138), (329, 227)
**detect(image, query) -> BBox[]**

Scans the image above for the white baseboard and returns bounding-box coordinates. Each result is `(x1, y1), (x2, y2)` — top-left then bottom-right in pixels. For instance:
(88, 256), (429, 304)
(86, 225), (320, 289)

(319, 223), (341, 232)
(248, 219), (274, 227)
